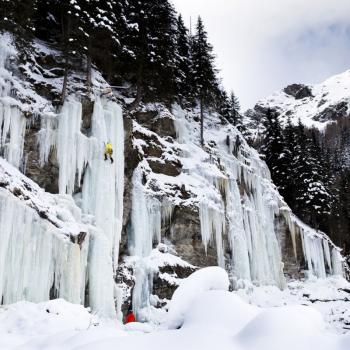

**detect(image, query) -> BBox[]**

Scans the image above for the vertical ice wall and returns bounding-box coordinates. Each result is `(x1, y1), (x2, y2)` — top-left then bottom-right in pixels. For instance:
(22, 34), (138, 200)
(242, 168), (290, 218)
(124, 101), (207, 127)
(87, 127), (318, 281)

(39, 97), (125, 272)
(57, 101), (90, 195)
(36, 97), (124, 316)
(81, 98), (124, 272)
(87, 225), (117, 318)
(129, 166), (162, 318)
(0, 34), (27, 169)
(283, 213), (344, 278)
(0, 191), (88, 305)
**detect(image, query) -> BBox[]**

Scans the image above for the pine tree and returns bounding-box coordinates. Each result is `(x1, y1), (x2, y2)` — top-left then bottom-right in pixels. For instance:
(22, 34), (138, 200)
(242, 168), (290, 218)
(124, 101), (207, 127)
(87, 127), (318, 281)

(125, 0), (177, 105)
(292, 121), (332, 229)
(282, 117), (298, 206)
(191, 16), (218, 145)
(260, 109), (288, 192)
(0, 0), (38, 37)
(216, 89), (231, 123)
(227, 91), (243, 130)
(175, 14), (193, 104)
(73, 0), (127, 93)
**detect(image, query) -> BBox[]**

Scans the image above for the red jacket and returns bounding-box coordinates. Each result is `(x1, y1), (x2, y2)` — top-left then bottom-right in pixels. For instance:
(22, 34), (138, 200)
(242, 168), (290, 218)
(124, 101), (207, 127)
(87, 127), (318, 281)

(125, 312), (136, 324)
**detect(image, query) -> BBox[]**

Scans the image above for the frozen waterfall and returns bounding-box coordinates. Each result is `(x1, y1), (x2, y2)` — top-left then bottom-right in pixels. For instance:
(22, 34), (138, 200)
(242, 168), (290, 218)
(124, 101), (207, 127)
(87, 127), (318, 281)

(284, 213), (344, 279)
(0, 191), (88, 306)
(0, 158), (117, 317)
(81, 98), (125, 272)
(129, 166), (162, 319)
(0, 34), (27, 169)
(39, 97), (125, 272)
(173, 105), (342, 288)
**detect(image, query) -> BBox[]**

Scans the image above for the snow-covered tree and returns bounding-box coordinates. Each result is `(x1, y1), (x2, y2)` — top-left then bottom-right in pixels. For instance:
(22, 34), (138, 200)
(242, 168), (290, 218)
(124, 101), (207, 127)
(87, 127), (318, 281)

(228, 91), (243, 130)
(0, 0), (38, 35)
(292, 121), (333, 229)
(191, 17), (218, 145)
(174, 14), (193, 105)
(261, 109), (288, 193)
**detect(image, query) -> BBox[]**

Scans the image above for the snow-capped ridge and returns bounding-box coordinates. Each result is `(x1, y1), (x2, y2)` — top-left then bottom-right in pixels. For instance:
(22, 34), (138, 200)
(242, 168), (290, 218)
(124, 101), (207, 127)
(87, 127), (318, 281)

(255, 69), (350, 129)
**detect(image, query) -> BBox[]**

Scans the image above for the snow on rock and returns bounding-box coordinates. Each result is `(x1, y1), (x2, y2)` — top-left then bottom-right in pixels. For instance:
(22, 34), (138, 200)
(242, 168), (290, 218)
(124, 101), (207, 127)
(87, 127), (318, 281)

(236, 276), (350, 334)
(252, 69), (350, 130)
(165, 267), (229, 329)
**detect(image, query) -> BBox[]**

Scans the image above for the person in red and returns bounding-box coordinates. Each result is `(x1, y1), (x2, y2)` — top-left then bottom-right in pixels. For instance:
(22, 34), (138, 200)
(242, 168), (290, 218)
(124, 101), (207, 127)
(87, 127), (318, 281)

(125, 306), (136, 324)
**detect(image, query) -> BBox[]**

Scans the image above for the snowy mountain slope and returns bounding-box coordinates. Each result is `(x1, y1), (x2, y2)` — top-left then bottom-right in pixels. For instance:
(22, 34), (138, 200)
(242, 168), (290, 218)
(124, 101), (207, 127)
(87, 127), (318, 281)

(0, 29), (347, 327)
(248, 69), (350, 133)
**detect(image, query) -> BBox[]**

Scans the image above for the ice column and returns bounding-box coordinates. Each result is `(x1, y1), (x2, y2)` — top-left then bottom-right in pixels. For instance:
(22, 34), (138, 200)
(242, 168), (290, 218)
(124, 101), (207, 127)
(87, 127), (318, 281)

(0, 35), (27, 169)
(130, 167), (162, 318)
(0, 104), (26, 168)
(225, 179), (251, 281)
(81, 98), (124, 272)
(57, 101), (90, 195)
(283, 213), (344, 278)
(199, 201), (226, 268)
(87, 226), (117, 318)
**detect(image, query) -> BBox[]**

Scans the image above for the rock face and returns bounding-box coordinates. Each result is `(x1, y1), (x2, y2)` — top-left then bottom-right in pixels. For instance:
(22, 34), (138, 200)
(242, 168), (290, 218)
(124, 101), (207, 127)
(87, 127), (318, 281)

(284, 84), (313, 100)
(313, 101), (348, 122)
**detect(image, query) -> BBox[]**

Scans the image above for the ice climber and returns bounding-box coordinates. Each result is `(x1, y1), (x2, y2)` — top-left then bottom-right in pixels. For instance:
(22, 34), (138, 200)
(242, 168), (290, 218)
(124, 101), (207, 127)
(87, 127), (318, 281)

(104, 142), (114, 163)
(125, 307), (136, 324)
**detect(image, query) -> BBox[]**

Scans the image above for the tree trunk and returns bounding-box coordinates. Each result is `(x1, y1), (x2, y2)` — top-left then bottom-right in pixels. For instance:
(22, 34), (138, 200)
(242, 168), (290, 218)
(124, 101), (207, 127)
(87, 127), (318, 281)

(86, 54), (92, 97)
(60, 12), (70, 105)
(61, 54), (68, 104)
(200, 97), (204, 146)
(130, 61), (144, 110)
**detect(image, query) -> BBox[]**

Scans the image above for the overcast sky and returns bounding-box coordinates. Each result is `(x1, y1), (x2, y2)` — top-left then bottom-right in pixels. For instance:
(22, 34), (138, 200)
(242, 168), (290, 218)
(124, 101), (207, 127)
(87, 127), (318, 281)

(171, 0), (350, 110)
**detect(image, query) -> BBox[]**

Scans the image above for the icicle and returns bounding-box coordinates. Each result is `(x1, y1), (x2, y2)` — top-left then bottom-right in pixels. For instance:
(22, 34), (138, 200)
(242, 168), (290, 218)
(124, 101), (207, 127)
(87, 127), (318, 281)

(38, 97), (125, 273)
(323, 239), (332, 274)
(56, 100), (90, 195)
(130, 167), (162, 258)
(0, 103), (26, 168)
(87, 226), (116, 318)
(331, 248), (343, 276)
(283, 209), (344, 279)
(226, 179), (251, 281)
(0, 34), (27, 169)
(37, 113), (57, 166)
(199, 201), (226, 268)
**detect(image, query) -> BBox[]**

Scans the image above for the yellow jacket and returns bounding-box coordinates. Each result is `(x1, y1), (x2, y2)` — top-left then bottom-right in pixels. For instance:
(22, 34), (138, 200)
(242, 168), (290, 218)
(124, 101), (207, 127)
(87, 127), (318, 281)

(105, 143), (113, 154)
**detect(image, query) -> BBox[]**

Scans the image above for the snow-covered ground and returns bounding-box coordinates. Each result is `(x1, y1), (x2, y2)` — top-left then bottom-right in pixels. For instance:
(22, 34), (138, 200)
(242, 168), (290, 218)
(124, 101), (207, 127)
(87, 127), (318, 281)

(1, 268), (349, 350)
